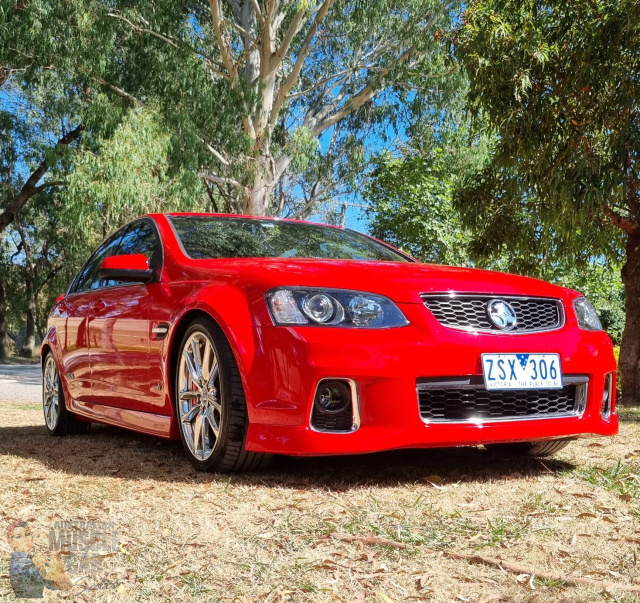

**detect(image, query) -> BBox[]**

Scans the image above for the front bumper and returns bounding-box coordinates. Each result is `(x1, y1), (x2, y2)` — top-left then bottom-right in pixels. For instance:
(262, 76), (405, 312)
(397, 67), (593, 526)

(237, 302), (618, 456)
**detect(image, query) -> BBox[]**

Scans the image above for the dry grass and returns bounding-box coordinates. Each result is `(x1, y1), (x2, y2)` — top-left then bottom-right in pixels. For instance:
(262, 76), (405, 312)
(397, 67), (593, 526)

(1, 402), (639, 602)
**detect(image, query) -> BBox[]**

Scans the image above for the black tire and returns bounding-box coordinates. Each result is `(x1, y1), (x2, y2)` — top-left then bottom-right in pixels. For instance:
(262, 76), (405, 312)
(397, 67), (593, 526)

(485, 439), (572, 458)
(42, 352), (91, 436)
(174, 317), (272, 473)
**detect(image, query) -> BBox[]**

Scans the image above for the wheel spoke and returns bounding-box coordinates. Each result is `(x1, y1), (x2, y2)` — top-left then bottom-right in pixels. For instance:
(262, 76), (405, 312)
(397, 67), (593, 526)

(201, 342), (212, 382)
(193, 412), (203, 458)
(179, 391), (199, 401)
(207, 361), (219, 389)
(181, 404), (200, 424)
(210, 396), (222, 414)
(45, 368), (54, 392)
(201, 416), (208, 455)
(190, 338), (203, 381)
(205, 408), (219, 438)
(184, 349), (201, 385)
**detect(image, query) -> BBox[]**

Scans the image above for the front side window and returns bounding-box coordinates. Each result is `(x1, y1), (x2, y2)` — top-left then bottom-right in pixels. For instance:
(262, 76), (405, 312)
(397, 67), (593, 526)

(169, 216), (410, 262)
(117, 221), (158, 262)
(70, 220), (160, 294)
(71, 233), (125, 293)
(101, 220), (160, 288)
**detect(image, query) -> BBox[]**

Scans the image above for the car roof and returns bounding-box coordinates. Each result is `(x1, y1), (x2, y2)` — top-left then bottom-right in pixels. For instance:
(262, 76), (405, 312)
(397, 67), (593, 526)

(146, 212), (344, 230)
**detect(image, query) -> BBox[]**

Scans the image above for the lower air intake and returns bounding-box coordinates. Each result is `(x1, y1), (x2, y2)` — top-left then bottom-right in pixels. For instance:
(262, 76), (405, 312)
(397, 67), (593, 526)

(417, 376), (588, 423)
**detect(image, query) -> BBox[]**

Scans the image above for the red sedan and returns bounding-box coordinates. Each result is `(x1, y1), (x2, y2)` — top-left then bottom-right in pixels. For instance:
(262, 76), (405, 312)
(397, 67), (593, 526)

(41, 213), (618, 472)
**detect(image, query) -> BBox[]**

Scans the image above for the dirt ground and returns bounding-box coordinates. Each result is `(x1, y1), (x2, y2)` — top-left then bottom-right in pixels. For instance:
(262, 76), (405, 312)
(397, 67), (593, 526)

(0, 399), (639, 602)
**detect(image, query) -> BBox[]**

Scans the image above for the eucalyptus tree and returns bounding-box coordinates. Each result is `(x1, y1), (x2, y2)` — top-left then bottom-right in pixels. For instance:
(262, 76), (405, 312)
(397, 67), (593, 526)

(456, 0), (640, 402)
(87, 0), (462, 216)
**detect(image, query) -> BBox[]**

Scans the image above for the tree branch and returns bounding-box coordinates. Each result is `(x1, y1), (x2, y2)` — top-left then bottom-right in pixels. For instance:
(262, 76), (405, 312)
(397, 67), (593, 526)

(199, 172), (247, 191)
(308, 47), (415, 137)
(263, 0), (278, 59)
(209, 0), (239, 84)
(290, 179), (322, 219)
(34, 180), (64, 192)
(0, 125), (83, 235)
(108, 11), (229, 79)
(286, 68), (353, 100)
(204, 142), (231, 166)
(223, 17), (257, 44)
(269, 0), (335, 127)
(93, 76), (144, 106)
(203, 180), (220, 213)
(604, 206), (639, 235)
(271, 6), (308, 69)
(249, 0), (264, 26)
(108, 12), (180, 49)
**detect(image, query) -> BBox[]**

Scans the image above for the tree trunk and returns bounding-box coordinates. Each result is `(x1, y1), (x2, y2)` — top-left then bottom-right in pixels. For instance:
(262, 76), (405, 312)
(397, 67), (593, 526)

(243, 155), (291, 216)
(19, 270), (36, 358)
(244, 159), (273, 215)
(619, 231), (640, 404)
(0, 280), (9, 361)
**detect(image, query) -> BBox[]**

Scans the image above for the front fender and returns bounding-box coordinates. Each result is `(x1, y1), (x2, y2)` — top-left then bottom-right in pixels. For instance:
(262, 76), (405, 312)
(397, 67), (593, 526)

(160, 283), (262, 421)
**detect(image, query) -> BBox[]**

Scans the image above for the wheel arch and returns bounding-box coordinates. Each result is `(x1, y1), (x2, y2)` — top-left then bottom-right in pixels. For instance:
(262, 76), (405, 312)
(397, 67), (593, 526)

(41, 343), (52, 369)
(167, 308), (254, 421)
(40, 326), (59, 369)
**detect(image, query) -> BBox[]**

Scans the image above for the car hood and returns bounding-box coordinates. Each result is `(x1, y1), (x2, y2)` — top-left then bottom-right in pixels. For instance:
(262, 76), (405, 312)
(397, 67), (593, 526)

(189, 258), (571, 304)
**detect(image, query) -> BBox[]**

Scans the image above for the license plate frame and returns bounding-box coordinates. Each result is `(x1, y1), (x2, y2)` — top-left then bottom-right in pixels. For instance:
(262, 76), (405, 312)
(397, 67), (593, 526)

(481, 353), (563, 390)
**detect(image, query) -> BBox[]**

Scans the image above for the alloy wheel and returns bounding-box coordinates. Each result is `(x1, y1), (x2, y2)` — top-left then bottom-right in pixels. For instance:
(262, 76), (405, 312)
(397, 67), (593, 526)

(43, 356), (60, 430)
(177, 331), (222, 461)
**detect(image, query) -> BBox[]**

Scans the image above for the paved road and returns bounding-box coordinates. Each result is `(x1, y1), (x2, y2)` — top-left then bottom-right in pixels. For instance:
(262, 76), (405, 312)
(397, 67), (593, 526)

(0, 364), (42, 404)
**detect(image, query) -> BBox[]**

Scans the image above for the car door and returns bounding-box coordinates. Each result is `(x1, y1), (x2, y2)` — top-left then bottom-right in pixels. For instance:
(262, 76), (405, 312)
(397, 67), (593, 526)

(88, 219), (161, 410)
(59, 232), (125, 402)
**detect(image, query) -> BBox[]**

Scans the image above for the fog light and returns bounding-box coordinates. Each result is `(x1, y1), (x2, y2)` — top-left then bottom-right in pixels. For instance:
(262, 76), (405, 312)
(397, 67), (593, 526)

(314, 380), (351, 414)
(602, 373), (614, 419)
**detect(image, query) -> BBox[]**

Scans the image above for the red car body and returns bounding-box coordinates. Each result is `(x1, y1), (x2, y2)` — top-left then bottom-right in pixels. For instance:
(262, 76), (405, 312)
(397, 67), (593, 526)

(42, 213), (618, 457)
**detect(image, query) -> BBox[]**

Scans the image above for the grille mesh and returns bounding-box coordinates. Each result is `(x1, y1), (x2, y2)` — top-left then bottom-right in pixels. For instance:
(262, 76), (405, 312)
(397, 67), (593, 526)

(421, 295), (563, 333)
(417, 382), (580, 423)
(311, 406), (353, 431)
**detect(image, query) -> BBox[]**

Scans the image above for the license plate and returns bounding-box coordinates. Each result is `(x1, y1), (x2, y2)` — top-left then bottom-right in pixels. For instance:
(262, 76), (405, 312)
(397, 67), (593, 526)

(481, 354), (562, 390)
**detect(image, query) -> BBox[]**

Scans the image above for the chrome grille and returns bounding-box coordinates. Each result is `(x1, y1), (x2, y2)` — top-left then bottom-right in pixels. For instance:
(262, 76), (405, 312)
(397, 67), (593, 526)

(421, 294), (564, 333)
(417, 376), (587, 424)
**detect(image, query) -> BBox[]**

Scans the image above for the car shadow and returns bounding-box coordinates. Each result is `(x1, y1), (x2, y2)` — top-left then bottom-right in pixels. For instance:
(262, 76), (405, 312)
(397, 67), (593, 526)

(0, 422), (575, 488)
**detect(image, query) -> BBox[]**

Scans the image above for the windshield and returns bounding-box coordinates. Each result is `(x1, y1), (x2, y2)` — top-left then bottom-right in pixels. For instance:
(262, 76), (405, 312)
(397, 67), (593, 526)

(168, 216), (410, 262)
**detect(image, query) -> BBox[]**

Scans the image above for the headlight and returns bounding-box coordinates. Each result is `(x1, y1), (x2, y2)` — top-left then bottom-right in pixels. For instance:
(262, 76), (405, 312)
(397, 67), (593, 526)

(266, 288), (409, 328)
(573, 297), (603, 331)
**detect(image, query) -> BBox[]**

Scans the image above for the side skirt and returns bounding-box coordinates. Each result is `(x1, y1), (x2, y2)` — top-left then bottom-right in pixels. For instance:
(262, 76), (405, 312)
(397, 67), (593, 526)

(69, 398), (178, 439)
